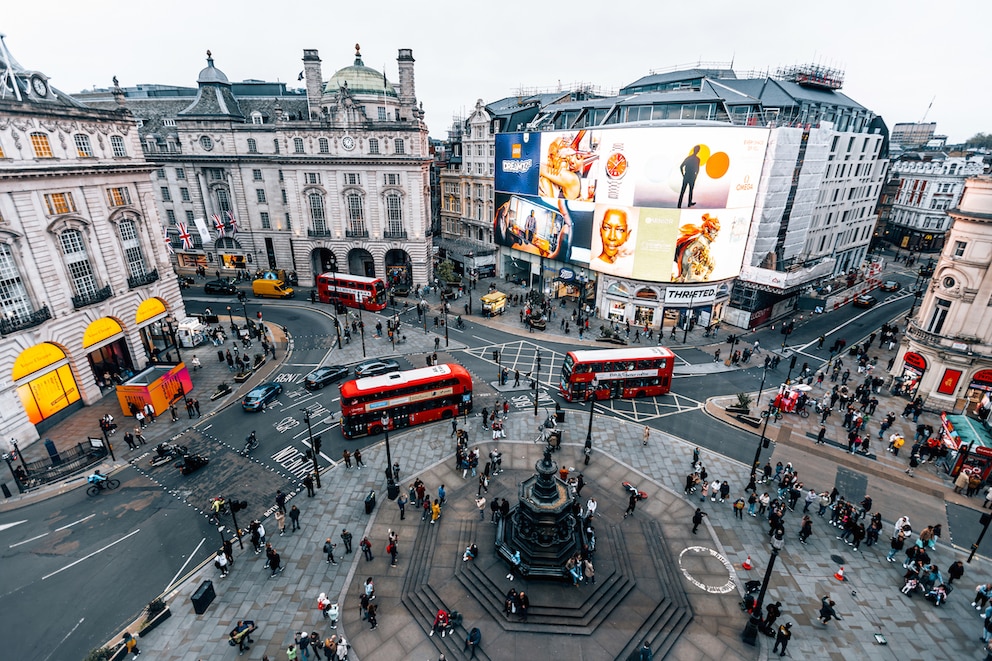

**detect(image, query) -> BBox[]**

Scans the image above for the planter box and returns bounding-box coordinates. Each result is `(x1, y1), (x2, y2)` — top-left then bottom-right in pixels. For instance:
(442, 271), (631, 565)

(210, 386), (232, 401)
(726, 406), (751, 416)
(736, 414), (762, 428)
(233, 371), (253, 383)
(138, 607), (171, 637)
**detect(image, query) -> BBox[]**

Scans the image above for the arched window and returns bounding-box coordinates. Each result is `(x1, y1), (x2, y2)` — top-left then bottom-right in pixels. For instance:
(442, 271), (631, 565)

(110, 135), (127, 158)
(606, 282), (629, 296)
(119, 219), (148, 278)
(0, 244), (33, 320)
(247, 138), (258, 153)
(308, 193), (327, 234)
(74, 134), (93, 157)
(346, 193), (366, 237)
(59, 229), (98, 299)
(30, 132), (53, 158)
(294, 137), (305, 154)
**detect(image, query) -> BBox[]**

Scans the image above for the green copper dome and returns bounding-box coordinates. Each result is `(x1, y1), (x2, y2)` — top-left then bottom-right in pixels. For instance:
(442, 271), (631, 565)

(324, 44), (397, 98)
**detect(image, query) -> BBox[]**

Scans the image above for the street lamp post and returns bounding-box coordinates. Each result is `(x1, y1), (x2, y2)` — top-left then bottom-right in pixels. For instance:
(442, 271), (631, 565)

(300, 409), (322, 489)
(533, 350), (542, 417)
(381, 413), (399, 500)
(357, 308), (366, 358)
(421, 300), (428, 335)
(741, 529), (785, 645)
(584, 377), (599, 465)
(227, 306), (235, 333)
(750, 401), (775, 481)
(683, 289), (698, 343)
(443, 301), (449, 348)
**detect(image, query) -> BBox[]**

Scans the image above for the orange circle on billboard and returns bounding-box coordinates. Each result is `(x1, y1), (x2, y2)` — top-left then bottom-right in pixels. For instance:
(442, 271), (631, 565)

(693, 144), (712, 166)
(706, 152), (730, 178)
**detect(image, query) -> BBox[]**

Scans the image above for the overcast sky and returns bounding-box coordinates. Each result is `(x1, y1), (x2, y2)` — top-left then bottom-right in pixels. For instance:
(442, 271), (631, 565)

(4, 0), (988, 143)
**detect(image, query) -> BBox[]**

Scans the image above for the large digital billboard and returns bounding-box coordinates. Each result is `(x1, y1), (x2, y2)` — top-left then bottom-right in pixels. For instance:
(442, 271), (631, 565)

(494, 126), (769, 283)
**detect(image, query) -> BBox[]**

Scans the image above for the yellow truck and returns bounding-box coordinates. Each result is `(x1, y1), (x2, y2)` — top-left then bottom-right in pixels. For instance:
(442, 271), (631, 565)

(481, 291), (507, 317)
(252, 279), (295, 299)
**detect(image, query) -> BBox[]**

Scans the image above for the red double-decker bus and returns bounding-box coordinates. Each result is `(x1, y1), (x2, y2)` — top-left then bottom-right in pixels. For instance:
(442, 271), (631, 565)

(316, 272), (388, 312)
(339, 363), (473, 439)
(559, 347), (676, 402)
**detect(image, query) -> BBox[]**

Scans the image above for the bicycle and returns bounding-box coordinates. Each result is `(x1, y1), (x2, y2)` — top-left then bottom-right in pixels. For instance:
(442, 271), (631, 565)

(242, 431), (259, 455)
(86, 478), (121, 496)
(760, 408), (784, 422)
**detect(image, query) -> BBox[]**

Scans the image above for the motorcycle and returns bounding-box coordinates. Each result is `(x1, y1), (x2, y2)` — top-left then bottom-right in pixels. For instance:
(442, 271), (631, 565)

(177, 452), (209, 475)
(208, 496), (229, 525)
(622, 481), (648, 502)
(149, 442), (187, 467)
(242, 431), (259, 455)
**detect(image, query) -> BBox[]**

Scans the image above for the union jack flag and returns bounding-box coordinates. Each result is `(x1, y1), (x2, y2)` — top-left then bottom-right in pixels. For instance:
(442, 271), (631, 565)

(164, 228), (174, 254)
(226, 210), (238, 235)
(213, 214), (225, 238)
(177, 221), (194, 250)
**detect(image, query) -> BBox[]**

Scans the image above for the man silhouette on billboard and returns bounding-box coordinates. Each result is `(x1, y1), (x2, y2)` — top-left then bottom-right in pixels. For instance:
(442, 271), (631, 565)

(678, 145), (702, 208)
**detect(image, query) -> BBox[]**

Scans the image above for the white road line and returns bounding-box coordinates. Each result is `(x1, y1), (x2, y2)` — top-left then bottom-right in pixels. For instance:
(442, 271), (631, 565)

(473, 335), (489, 342)
(42, 617), (84, 661)
(165, 537), (207, 593)
(9, 532), (47, 548)
(42, 529), (141, 580)
(54, 514), (95, 531)
(0, 519), (27, 533)
(284, 363), (320, 367)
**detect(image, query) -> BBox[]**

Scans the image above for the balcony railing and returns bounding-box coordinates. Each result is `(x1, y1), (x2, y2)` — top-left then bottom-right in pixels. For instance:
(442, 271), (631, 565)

(72, 285), (112, 309)
(307, 229), (334, 238)
(383, 230), (408, 240)
(127, 268), (159, 289)
(906, 320), (986, 355)
(0, 304), (51, 335)
(346, 229), (369, 239)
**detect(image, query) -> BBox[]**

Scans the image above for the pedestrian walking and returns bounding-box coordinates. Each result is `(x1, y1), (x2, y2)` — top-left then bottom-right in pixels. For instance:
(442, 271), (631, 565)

(275, 510), (286, 536)
(354, 449), (364, 468)
(143, 402), (156, 423)
(192, 398), (200, 416)
(123, 431), (137, 450)
(397, 493), (407, 520)
(818, 596), (839, 625)
(170, 403), (179, 422)
(340, 529), (353, 554)
(772, 622), (792, 656)
(276, 489), (287, 513)
(322, 538), (338, 565)
(431, 499), (442, 524)
(692, 508), (707, 534)
(476, 495), (487, 521)
(123, 631), (140, 657)
(388, 537), (398, 567)
(624, 492), (637, 519)
(360, 536), (373, 561)
(342, 449), (352, 469)
(289, 504), (301, 531)
(367, 602), (378, 630)
(223, 539), (234, 565)
(303, 474), (315, 497)
(438, 484), (446, 505)
(643, 426), (650, 446)
(214, 551), (229, 577)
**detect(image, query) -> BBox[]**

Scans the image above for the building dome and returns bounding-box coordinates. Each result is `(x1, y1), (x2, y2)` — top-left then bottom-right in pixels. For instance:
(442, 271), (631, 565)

(197, 50), (230, 85)
(324, 44), (396, 97)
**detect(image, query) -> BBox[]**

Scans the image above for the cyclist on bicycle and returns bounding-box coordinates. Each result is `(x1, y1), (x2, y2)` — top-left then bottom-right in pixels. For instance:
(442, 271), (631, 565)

(87, 471), (108, 486)
(211, 496), (227, 514)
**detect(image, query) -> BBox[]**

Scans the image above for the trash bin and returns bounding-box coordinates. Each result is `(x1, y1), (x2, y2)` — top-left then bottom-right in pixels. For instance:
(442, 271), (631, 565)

(191, 579), (216, 614)
(555, 411), (565, 424)
(217, 349), (225, 362)
(364, 490), (376, 514)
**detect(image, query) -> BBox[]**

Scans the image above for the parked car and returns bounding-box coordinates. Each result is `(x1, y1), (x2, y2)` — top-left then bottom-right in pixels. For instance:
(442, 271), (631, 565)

(853, 295), (877, 308)
(204, 279), (237, 295)
(242, 382), (283, 411)
(880, 280), (901, 292)
(304, 365), (349, 390)
(354, 358), (401, 378)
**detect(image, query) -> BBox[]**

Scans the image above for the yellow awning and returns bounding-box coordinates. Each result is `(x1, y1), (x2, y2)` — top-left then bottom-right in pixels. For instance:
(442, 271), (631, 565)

(12, 342), (67, 381)
(82, 317), (124, 348)
(135, 297), (167, 325)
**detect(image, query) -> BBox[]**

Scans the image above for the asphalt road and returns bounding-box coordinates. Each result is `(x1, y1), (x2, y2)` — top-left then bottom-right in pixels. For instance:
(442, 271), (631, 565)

(0, 466), (218, 661)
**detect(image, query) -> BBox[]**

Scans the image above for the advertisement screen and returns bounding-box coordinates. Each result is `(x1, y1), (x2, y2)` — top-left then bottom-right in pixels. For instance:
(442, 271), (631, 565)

(495, 125), (769, 283)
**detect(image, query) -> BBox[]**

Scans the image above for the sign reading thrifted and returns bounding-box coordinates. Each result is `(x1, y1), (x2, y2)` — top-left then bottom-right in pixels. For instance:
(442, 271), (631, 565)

(903, 352), (928, 371)
(664, 286), (718, 305)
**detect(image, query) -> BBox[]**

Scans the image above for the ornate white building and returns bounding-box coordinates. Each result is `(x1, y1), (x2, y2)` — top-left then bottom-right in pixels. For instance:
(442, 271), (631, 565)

(897, 177), (992, 415)
(81, 45), (433, 288)
(0, 37), (184, 443)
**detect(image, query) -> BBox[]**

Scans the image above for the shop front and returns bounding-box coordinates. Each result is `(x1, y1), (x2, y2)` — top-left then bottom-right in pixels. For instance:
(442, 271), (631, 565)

(964, 369), (992, 420)
(13, 342), (82, 433)
(941, 413), (992, 481)
(599, 280), (727, 330)
(82, 317), (136, 390)
(135, 297), (182, 365)
(896, 351), (927, 398)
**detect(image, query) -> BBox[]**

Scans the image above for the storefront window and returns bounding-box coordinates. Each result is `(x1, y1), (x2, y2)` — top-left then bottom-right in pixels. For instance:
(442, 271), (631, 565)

(608, 301), (626, 321)
(634, 305), (654, 326)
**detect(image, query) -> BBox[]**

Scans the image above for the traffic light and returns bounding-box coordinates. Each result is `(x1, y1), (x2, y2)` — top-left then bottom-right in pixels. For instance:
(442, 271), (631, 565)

(789, 355), (797, 370)
(238, 291), (247, 303)
(313, 435), (322, 453)
(493, 350), (499, 362)
(231, 500), (248, 513)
